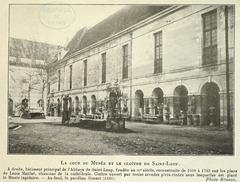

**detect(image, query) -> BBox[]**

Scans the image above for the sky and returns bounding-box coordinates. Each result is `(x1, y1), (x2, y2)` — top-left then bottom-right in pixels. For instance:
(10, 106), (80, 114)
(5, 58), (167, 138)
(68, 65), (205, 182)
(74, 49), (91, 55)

(10, 4), (125, 46)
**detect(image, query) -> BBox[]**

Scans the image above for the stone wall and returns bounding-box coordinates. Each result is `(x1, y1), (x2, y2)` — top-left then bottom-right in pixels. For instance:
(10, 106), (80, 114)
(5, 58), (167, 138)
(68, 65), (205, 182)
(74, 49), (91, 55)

(47, 5), (234, 126)
(9, 65), (47, 115)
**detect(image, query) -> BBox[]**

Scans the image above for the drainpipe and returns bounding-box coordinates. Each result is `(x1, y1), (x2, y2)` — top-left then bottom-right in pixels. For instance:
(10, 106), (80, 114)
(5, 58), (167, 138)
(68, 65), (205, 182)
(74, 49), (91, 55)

(225, 6), (231, 130)
(129, 32), (133, 119)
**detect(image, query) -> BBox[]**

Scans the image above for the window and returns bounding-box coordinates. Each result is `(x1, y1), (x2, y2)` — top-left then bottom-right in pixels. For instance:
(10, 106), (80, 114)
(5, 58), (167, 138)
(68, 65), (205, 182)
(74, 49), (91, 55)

(69, 65), (72, 89)
(83, 60), (87, 86)
(58, 70), (61, 91)
(101, 53), (106, 83)
(202, 10), (217, 65)
(154, 31), (162, 74)
(122, 44), (128, 79)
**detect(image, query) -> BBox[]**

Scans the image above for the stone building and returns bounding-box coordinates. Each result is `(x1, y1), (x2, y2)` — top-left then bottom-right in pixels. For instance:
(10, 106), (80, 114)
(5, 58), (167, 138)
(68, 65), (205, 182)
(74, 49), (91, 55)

(8, 37), (61, 116)
(46, 5), (234, 126)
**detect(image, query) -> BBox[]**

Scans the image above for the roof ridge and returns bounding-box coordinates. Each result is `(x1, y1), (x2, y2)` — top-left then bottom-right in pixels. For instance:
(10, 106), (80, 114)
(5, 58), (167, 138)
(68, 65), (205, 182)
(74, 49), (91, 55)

(66, 5), (170, 56)
(9, 37), (62, 47)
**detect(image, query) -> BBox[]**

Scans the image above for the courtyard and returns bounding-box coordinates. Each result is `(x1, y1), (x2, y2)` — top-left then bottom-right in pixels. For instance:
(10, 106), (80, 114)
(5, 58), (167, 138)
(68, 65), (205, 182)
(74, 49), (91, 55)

(8, 117), (233, 155)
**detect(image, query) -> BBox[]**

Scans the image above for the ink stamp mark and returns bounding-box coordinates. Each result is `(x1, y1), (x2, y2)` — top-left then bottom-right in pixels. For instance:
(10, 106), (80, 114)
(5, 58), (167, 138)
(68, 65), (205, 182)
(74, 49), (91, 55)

(39, 4), (76, 29)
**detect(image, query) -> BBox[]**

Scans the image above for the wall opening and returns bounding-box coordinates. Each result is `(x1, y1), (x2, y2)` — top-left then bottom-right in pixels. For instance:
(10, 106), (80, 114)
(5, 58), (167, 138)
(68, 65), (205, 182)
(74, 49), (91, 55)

(83, 96), (87, 114)
(57, 98), (61, 117)
(201, 82), (220, 126)
(75, 96), (80, 115)
(91, 95), (97, 114)
(152, 87), (164, 115)
(173, 85), (188, 118)
(134, 90), (144, 117)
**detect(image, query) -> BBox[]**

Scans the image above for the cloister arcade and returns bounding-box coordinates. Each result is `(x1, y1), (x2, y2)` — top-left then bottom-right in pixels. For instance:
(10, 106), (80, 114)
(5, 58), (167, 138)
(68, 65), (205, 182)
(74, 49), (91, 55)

(132, 82), (222, 126)
(46, 81), (226, 126)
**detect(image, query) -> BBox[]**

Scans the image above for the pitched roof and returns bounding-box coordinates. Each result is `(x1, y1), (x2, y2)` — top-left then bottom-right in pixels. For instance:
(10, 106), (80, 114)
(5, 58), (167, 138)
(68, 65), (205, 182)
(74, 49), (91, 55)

(66, 27), (88, 54)
(66, 5), (170, 56)
(9, 37), (61, 64)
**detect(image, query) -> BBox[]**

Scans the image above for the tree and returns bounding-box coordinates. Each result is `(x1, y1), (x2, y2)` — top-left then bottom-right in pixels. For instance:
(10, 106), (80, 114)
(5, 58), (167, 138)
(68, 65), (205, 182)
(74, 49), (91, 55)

(9, 37), (60, 113)
(19, 64), (47, 110)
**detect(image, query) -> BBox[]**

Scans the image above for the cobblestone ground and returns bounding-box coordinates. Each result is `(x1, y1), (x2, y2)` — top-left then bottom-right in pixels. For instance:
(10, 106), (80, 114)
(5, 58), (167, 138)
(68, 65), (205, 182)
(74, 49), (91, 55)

(8, 117), (233, 155)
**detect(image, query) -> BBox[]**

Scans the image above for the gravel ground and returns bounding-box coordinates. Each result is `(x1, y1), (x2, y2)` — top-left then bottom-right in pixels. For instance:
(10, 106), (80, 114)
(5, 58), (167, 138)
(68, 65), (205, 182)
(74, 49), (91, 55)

(8, 118), (233, 155)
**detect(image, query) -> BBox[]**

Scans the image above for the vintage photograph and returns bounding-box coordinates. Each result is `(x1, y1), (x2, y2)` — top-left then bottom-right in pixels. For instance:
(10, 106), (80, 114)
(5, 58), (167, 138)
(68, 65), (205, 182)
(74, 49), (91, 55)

(8, 4), (234, 155)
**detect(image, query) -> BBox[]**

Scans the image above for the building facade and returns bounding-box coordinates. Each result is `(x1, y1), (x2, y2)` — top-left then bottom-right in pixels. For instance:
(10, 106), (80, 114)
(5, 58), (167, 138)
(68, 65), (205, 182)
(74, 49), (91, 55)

(8, 37), (61, 116)
(47, 5), (234, 126)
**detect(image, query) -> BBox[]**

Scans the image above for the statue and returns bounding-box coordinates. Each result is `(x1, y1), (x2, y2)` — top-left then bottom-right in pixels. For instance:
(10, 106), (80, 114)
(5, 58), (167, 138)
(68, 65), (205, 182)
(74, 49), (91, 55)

(105, 81), (125, 130)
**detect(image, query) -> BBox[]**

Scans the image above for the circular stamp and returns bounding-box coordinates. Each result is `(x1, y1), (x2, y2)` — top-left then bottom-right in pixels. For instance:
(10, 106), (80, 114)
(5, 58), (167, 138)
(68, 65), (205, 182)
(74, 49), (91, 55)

(39, 4), (76, 29)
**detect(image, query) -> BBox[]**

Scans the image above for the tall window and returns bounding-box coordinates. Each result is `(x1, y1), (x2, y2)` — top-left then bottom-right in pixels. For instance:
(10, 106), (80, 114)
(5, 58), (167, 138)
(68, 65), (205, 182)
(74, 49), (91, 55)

(69, 65), (72, 89)
(101, 53), (106, 83)
(202, 10), (217, 65)
(122, 44), (128, 79)
(84, 60), (87, 86)
(58, 70), (61, 91)
(154, 31), (162, 74)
